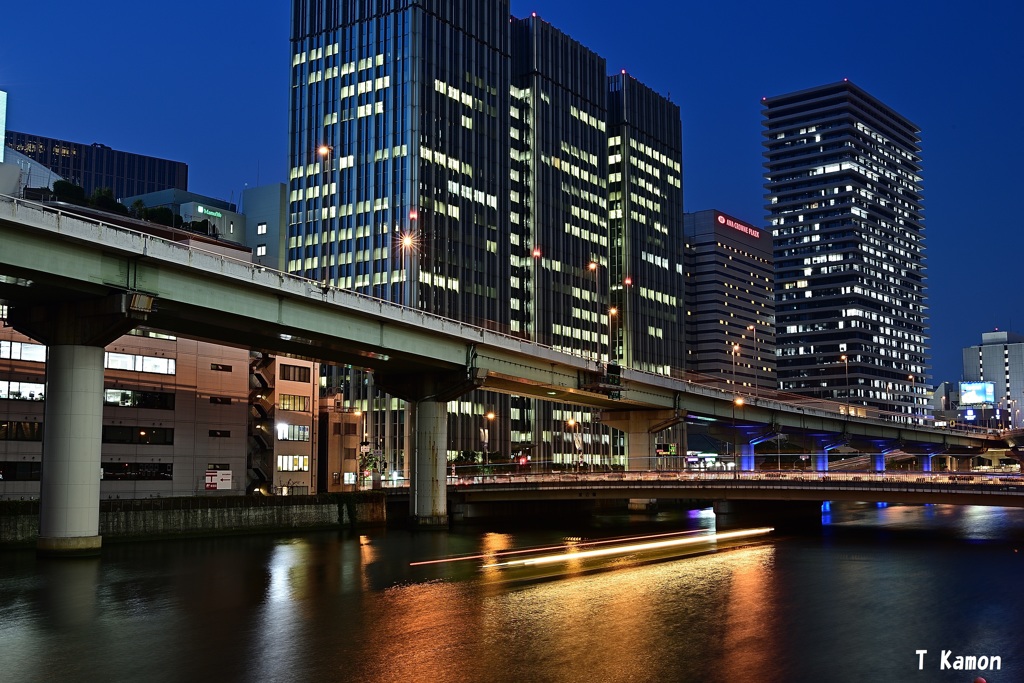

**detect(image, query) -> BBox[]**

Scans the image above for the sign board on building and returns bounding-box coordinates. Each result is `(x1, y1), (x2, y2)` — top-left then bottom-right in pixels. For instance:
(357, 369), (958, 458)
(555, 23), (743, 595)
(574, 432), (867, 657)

(959, 381), (994, 406)
(205, 470), (233, 490)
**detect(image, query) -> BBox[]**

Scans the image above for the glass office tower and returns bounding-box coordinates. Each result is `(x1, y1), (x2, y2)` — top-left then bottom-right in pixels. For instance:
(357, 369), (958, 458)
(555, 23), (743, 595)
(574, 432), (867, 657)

(607, 73), (684, 376)
(763, 81), (927, 420)
(289, 2), (686, 465)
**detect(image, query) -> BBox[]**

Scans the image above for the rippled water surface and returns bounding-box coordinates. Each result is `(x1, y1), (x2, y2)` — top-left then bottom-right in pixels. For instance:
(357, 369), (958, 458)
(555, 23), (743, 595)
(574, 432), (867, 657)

(2, 503), (1022, 682)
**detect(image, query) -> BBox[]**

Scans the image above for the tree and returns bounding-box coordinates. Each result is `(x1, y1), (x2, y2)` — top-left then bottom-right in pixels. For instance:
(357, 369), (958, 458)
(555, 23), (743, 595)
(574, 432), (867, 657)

(52, 180), (87, 206)
(89, 187), (128, 216)
(143, 206), (176, 227)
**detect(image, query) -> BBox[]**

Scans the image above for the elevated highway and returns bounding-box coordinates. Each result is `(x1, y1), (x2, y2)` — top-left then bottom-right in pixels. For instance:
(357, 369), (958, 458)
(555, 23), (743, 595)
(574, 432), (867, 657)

(0, 195), (1010, 551)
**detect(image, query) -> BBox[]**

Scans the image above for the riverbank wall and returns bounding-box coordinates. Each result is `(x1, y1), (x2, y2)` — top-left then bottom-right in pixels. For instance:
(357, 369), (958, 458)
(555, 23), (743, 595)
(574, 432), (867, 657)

(0, 492), (387, 549)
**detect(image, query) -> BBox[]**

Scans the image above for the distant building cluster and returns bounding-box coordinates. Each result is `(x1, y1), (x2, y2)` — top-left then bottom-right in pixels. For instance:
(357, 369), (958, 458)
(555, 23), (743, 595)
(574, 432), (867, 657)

(2, 2), (1018, 499)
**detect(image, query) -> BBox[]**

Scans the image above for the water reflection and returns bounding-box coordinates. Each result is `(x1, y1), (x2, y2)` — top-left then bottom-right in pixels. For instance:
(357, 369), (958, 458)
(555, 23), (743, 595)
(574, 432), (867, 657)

(1, 505), (1023, 682)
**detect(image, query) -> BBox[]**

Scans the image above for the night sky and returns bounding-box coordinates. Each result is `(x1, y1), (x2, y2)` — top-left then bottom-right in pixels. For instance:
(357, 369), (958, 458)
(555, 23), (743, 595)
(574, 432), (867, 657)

(2, 0), (1021, 384)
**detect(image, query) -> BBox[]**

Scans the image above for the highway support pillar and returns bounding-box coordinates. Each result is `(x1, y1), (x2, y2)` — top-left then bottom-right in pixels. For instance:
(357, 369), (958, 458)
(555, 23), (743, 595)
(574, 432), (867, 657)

(8, 294), (146, 556)
(407, 400), (449, 529)
(377, 368), (485, 530)
(814, 453), (829, 471)
(599, 409), (684, 471)
(873, 454), (887, 472)
(739, 444), (755, 472)
(600, 409), (685, 513)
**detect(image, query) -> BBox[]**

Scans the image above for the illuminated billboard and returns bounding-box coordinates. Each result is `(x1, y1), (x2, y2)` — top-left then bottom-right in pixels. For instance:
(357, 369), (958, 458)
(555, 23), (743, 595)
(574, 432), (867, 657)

(959, 381), (994, 406)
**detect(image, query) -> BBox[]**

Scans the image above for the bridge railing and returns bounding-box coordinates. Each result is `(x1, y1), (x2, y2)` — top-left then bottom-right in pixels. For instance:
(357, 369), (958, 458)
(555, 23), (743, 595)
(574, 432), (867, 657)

(374, 468), (1023, 490)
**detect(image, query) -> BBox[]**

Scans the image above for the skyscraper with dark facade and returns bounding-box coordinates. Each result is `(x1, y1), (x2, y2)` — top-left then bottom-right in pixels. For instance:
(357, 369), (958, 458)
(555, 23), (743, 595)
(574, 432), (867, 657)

(683, 210), (774, 392)
(763, 81), (927, 420)
(608, 73), (684, 376)
(289, 1), (684, 465)
(4, 131), (188, 199)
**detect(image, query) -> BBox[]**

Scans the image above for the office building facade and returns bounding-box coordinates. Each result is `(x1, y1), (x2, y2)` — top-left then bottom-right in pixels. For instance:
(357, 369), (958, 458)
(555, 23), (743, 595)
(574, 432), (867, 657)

(764, 81), (927, 420)
(4, 131), (188, 199)
(961, 330), (1024, 430)
(608, 73), (685, 376)
(289, 2), (684, 466)
(684, 210), (774, 392)
(1, 327), (250, 500)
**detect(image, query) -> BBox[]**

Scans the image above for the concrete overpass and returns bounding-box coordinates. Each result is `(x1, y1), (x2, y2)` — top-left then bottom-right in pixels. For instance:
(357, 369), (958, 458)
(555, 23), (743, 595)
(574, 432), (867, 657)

(0, 195), (1007, 552)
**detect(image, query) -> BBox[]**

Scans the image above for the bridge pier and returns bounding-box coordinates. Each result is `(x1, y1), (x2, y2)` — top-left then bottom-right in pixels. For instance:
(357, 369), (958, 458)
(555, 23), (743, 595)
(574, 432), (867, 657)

(739, 444), (755, 471)
(9, 295), (142, 556)
(599, 409), (683, 471)
(814, 453), (829, 471)
(873, 454), (886, 472)
(377, 369), (484, 530)
(714, 499), (822, 532)
(408, 400), (449, 529)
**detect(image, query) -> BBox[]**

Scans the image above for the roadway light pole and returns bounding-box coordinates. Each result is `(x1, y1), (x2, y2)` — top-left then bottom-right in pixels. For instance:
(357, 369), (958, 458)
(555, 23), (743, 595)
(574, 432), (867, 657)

(588, 261), (599, 361)
(567, 418), (581, 471)
(481, 410), (495, 468)
(747, 324), (759, 398)
(731, 343), (740, 393)
(317, 144), (333, 284)
(608, 307), (618, 365)
(840, 354), (850, 414)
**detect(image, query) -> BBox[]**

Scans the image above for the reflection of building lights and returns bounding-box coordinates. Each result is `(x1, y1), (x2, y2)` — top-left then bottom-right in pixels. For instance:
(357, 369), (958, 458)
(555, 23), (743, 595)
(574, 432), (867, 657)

(483, 527), (774, 568)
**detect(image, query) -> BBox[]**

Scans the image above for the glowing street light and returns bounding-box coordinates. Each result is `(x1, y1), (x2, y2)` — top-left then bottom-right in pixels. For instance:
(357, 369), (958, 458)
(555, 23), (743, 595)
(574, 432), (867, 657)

(608, 306), (618, 364)
(482, 410), (496, 466)
(316, 144), (334, 283)
(840, 354), (850, 413)
(746, 324), (759, 398)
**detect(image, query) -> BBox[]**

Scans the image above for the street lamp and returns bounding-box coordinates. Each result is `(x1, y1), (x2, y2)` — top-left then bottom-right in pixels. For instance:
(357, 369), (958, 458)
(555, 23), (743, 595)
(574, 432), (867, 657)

(608, 307), (618, 365)
(840, 354), (850, 413)
(731, 343), (740, 393)
(398, 230), (416, 306)
(588, 261), (599, 361)
(567, 417), (582, 470)
(317, 144), (333, 283)
(482, 410), (496, 467)
(746, 324), (759, 398)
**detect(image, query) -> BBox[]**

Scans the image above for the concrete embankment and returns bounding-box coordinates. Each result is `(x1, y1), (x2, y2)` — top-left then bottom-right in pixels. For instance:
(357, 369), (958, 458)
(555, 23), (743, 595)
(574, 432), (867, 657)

(0, 493), (387, 549)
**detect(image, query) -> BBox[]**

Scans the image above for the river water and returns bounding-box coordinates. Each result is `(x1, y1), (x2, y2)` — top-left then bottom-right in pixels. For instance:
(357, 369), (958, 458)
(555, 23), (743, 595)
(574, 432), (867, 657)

(1, 503), (1022, 682)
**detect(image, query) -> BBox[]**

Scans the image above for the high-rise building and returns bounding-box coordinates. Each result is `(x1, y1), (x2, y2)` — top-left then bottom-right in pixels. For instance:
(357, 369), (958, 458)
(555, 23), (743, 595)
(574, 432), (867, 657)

(961, 330), (1024, 430)
(763, 81), (927, 420)
(288, 2), (684, 466)
(683, 210), (774, 392)
(4, 130), (188, 199)
(608, 73), (685, 376)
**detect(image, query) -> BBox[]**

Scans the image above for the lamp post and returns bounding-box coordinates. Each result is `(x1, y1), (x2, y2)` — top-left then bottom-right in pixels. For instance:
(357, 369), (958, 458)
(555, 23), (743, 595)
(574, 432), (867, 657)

(567, 417), (582, 471)
(746, 324), (759, 398)
(588, 261), (599, 361)
(398, 231), (415, 307)
(608, 307), (618, 365)
(622, 276), (632, 369)
(840, 354), (850, 414)
(482, 410), (495, 468)
(731, 343), (740, 393)
(317, 144), (333, 284)
(531, 246), (542, 344)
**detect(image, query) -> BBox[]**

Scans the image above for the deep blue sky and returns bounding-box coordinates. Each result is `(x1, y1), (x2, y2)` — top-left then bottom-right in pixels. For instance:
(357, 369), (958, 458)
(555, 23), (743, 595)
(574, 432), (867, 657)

(2, 0), (1021, 384)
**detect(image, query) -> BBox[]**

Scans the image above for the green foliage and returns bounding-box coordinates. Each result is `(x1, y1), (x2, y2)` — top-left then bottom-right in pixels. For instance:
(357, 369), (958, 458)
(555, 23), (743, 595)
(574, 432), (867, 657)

(90, 187), (129, 215)
(143, 206), (176, 227)
(52, 180), (87, 205)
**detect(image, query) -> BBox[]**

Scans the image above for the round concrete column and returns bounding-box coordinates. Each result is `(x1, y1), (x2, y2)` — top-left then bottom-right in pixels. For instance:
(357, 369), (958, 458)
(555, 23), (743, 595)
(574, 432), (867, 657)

(410, 400), (448, 528)
(740, 444), (756, 471)
(38, 345), (105, 556)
